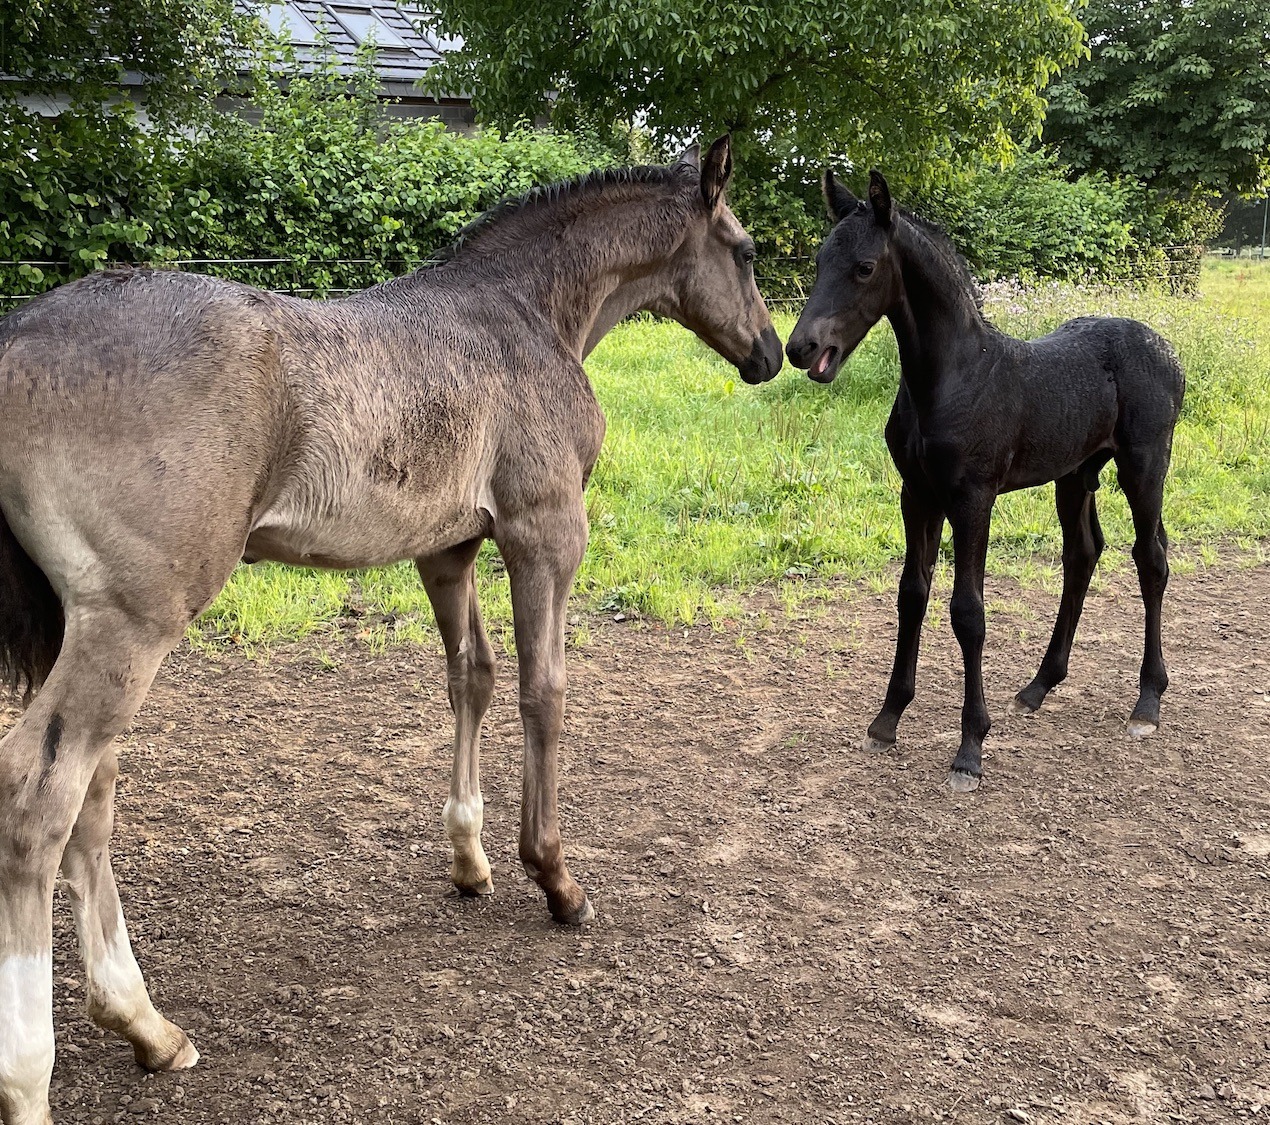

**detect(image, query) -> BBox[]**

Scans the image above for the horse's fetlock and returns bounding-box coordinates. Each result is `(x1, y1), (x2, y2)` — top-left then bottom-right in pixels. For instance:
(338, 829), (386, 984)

(519, 838), (564, 883)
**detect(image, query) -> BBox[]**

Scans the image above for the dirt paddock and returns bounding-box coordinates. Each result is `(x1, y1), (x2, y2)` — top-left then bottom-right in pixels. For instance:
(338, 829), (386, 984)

(8, 557), (1268, 1124)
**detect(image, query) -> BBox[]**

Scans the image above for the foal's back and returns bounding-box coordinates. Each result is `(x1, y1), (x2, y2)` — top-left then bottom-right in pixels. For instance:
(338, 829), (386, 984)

(978, 315), (1185, 493)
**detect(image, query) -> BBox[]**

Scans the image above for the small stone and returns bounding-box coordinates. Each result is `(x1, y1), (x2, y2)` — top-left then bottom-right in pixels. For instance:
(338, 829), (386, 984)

(1196, 1086), (1216, 1100)
(1006, 1111), (1031, 1124)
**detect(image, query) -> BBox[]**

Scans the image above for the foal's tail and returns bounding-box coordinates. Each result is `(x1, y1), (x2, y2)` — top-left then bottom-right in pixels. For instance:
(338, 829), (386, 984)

(0, 506), (63, 704)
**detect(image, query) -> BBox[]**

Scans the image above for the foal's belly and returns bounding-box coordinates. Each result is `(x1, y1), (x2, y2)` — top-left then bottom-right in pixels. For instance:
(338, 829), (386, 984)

(244, 479), (492, 569)
(1001, 431), (1115, 493)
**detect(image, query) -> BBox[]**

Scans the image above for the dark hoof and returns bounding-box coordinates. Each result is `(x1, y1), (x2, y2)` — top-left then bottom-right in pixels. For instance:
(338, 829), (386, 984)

(862, 734), (895, 754)
(1126, 718), (1158, 739)
(551, 896), (596, 926)
(947, 770), (981, 794)
(453, 876), (494, 898)
(1008, 695), (1039, 716)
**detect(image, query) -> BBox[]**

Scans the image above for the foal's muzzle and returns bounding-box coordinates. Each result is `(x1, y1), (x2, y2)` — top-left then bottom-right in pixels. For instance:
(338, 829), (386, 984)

(736, 326), (784, 385)
(786, 317), (847, 383)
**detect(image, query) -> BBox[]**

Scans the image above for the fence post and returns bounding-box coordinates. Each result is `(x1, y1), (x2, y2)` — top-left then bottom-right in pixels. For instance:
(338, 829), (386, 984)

(1261, 192), (1268, 261)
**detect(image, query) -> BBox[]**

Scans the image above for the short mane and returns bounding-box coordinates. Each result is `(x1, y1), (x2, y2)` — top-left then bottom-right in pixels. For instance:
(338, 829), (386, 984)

(898, 208), (984, 312)
(430, 163), (699, 265)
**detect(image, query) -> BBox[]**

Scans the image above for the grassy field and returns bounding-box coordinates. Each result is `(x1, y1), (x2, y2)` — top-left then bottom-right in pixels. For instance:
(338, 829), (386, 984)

(192, 259), (1270, 649)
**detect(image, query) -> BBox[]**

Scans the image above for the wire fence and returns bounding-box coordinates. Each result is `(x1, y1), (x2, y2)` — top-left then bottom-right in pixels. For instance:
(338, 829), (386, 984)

(0, 245), (1207, 309)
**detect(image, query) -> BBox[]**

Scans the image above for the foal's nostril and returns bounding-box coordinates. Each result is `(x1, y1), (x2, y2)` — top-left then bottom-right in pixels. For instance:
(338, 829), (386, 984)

(786, 337), (816, 366)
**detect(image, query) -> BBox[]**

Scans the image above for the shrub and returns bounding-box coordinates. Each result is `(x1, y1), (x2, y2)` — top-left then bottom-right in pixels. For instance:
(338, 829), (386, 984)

(0, 53), (612, 300)
(165, 55), (613, 294)
(726, 147), (1223, 299)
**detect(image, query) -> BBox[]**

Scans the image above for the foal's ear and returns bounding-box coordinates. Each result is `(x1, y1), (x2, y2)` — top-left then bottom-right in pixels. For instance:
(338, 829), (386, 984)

(700, 134), (733, 211)
(674, 142), (701, 170)
(868, 169), (894, 228)
(823, 169), (858, 222)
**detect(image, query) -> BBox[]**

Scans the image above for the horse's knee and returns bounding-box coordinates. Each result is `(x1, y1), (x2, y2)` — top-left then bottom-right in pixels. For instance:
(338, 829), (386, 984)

(1063, 528), (1100, 576)
(519, 665), (565, 720)
(949, 593), (985, 648)
(897, 569), (932, 609)
(1131, 537), (1168, 581)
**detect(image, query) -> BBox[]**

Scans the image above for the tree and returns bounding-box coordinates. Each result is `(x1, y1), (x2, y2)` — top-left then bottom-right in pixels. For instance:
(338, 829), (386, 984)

(0, 0), (253, 122)
(423, 0), (1085, 187)
(1044, 0), (1270, 196)
(0, 0), (259, 269)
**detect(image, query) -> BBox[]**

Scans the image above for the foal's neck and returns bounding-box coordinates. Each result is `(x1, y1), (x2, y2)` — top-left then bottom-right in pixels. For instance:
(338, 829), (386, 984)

(886, 219), (992, 401)
(449, 185), (693, 362)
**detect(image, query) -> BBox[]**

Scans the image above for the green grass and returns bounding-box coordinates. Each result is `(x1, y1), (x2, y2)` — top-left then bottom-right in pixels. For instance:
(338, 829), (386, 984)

(191, 259), (1270, 648)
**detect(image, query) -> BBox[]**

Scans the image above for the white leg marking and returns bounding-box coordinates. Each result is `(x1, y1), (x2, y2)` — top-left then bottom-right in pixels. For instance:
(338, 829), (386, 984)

(73, 904), (199, 1070)
(0, 952), (54, 1122)
(80, 905), (153, 1030)
(442, 793), (492, 892)
(442, 793), (484, 842)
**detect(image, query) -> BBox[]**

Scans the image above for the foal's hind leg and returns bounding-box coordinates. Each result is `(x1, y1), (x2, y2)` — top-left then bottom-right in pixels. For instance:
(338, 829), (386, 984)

(866, 484), (944, 752)
(497, 499), (593, 925)
(1012, 474), (1104, 714)
(60, 747), (197, 1071)
(1117, 448), (1171, 737)
(417, 539), (497, 897)
(0, 610), (180, 1125)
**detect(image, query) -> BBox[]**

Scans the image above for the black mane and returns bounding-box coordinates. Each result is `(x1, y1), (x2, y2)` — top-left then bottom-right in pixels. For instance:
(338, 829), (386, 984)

(898, 207), (984, 312)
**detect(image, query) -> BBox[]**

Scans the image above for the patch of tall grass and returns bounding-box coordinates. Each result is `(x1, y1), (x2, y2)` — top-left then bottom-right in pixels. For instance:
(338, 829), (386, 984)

(192, 261), (1270, 646)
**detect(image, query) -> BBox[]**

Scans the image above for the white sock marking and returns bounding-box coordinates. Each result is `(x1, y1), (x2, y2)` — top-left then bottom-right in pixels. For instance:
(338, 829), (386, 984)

(0, 952), (54, 1116)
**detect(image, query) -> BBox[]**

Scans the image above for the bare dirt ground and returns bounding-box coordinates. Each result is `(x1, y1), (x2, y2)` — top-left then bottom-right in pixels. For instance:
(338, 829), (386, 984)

(9, 556), (1269, 1125)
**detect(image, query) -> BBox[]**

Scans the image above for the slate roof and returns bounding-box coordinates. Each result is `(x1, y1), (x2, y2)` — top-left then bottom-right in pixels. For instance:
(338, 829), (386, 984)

(249, 1), (461, 89)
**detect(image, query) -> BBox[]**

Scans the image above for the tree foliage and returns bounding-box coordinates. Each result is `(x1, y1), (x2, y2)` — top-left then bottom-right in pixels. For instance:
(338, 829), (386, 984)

(919, 147), (1221, 288)
(0, 0), (254, 121)
(0, 51), (610, 298)
(0, 0), (260, 277)
(1044, 0), (1270, 195)
(424, 0), (1085, 185)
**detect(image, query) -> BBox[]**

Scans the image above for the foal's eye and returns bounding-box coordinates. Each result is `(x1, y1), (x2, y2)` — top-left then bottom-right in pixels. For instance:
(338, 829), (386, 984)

(740, 248), (756, 265)
(856, 262), (876, 279)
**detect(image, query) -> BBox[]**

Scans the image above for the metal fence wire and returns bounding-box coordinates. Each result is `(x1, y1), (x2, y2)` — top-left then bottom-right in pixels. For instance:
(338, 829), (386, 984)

(0, 246), (1207, 308)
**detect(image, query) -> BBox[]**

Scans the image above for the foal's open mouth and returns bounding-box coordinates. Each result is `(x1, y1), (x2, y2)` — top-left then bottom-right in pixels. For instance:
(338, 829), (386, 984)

(808, 345), (840, 383)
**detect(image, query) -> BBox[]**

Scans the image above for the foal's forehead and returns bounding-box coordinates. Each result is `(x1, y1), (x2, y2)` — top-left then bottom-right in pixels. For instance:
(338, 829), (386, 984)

(825, 213), (885, 257)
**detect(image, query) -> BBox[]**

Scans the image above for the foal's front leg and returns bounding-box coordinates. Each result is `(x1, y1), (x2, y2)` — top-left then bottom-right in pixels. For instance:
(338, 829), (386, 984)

(946, 493), (995, 793)
(417, 539), (497, 897)
(866, 483), (945, 752)
(497, 500), (594, 925)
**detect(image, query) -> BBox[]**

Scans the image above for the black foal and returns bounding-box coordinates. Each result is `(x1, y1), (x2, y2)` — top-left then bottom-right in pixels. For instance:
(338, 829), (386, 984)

(787, 170), (1185, 792)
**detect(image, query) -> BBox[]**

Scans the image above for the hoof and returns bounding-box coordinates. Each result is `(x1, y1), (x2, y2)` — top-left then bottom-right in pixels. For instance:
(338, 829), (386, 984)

(1008, 695), (1038, 716)
(453, 875), (494, 898)
(552, 896), (595, 927)
(947, 770), (981, 794)
(135, 1021), (199, 1072)
(1126, 718), (1158, 739)
(862, 734), (895, 754)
